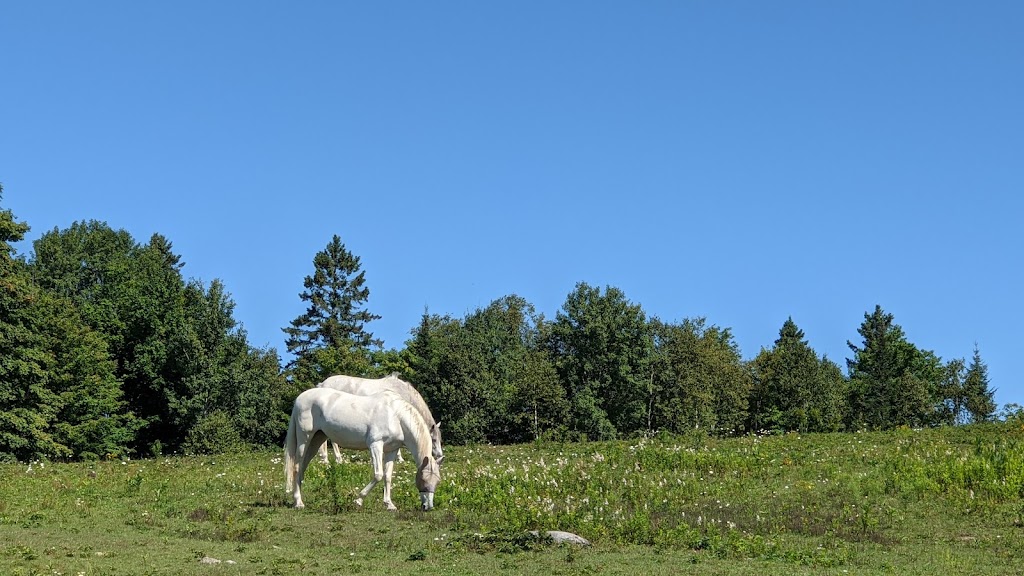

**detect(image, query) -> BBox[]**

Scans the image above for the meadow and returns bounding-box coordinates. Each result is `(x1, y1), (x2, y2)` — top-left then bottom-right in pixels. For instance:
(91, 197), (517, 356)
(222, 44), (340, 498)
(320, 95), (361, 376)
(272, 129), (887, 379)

(2, 424), (1023, 575)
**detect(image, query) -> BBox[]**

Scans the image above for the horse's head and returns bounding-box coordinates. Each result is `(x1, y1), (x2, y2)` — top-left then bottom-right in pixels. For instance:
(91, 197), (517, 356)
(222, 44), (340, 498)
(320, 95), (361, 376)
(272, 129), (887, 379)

(430, 421), (444, 465)
(415, 456), (441, 510)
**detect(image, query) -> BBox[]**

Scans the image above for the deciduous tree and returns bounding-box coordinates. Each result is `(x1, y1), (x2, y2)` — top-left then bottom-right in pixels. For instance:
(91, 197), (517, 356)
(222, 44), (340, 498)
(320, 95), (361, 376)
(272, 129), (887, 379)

(548, 283), (652, 439)
(650, 317), (750, 435)
(1, 191), (137, 461)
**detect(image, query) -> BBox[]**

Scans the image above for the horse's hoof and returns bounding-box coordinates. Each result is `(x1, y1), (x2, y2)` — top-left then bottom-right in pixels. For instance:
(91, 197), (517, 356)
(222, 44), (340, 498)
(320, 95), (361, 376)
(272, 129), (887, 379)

(295, 503), (305, 510)
(386, 504), (397, 511)
(354, 498), (364, 507)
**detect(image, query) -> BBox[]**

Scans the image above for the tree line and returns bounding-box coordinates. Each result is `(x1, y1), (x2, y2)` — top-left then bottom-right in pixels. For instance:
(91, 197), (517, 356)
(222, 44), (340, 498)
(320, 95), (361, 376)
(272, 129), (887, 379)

(0, 188), (998, 461)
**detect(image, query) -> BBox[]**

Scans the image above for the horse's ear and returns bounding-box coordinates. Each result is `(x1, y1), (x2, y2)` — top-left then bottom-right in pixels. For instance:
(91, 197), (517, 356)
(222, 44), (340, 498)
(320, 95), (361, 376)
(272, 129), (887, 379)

(421, 456), (429, 470)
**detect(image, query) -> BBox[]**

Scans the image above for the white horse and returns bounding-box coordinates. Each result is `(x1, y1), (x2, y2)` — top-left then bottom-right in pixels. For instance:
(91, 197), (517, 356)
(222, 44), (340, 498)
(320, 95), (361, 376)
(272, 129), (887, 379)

(316, 373), (444, 465)
(284, 387), (441, 511)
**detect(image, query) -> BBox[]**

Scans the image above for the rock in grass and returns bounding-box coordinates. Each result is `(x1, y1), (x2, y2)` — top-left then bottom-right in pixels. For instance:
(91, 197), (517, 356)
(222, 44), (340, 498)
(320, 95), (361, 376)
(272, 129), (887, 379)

(529, 530), (591, 546)
(199, 556), (237, 565)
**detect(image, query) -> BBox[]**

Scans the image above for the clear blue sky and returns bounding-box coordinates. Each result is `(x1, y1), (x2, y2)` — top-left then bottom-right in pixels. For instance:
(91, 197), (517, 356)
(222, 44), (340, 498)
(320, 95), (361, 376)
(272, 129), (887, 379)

(2, 3), (1021, 408)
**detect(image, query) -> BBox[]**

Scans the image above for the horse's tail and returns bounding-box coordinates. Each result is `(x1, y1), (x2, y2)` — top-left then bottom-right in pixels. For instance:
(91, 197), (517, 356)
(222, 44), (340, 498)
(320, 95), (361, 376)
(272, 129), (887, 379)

(284, 403), (298, 493)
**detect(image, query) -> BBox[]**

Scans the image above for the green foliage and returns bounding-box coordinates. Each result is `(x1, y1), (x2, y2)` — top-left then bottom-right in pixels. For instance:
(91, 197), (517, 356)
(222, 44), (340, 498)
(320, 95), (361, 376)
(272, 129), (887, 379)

(549, 283), (653, 439)
(650, 317), (751, 435)
(30, 225), (190, 451)
(24, 216), (289, 458)
(284, 234), (381, 389)
(405, 311), (481, 444)
(2, 185), (1007, 466)
(45, 309), (140, 459)
(749, 318), (846, 433)
(1, 196), (139, 461)
(182, 410), (244, 455)
(0, 193), (63, 461)
(846, 306), (946, 430)
(964, 344), (996, 423)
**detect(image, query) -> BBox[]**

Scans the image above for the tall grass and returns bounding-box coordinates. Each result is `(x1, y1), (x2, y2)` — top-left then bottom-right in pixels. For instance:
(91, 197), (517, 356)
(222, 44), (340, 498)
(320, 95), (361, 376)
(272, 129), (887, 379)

(1, 424), (1022, 575)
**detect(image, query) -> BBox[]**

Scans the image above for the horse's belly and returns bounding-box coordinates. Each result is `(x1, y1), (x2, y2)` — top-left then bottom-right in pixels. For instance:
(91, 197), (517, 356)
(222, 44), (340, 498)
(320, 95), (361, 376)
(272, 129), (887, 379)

(322, 425), (368, 449)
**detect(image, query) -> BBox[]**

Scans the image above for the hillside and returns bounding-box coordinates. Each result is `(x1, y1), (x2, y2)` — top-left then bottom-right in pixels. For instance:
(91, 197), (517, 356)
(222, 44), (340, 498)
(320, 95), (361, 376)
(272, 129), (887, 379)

(2, 424), (1022, 575)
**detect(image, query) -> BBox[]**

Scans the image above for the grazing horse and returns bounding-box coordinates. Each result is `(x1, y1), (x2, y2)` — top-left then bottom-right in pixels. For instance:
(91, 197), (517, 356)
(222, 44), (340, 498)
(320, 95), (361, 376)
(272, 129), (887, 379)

(316, 373), (444, 465)
(284, 387), (441, 511)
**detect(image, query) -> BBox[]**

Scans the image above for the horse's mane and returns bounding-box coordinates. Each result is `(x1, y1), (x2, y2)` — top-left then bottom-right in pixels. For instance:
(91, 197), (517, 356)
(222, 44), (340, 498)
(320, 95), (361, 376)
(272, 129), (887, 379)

(385, 390), (433, 459)
(382, 374), (436, 427)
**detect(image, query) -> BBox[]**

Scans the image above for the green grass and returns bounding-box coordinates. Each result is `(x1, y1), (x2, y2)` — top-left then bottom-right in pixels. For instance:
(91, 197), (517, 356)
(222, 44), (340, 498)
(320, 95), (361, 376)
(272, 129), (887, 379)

(2, 424), (1023, 575)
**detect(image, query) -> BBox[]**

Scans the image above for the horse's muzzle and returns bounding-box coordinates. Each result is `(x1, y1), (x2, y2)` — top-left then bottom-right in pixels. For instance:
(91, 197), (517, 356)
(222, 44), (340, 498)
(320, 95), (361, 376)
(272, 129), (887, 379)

(419, 491), (435, 511)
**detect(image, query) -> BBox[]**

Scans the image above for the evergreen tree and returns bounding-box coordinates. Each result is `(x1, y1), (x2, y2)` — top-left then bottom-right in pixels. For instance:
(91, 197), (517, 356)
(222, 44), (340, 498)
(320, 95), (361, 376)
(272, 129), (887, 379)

(846, 305), (936, 429)
(283, 235), (380, 388)
(0, 187), (61, 461)
(749, 318), (846, 433)
(963, 344), (996, 423)
(40, 290), (140, 459)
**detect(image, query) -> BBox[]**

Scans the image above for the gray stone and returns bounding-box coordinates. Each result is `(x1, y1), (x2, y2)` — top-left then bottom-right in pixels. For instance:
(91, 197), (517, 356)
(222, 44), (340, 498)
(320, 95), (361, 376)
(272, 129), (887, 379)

(529, 530), (591, 546)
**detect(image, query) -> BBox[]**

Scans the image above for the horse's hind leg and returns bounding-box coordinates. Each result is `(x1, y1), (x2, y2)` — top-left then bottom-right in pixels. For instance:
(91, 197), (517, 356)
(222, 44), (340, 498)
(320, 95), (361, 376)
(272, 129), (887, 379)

(317, 440), (344, 464)
(294, 430), (328, 509)
(302, 431), (328, 472)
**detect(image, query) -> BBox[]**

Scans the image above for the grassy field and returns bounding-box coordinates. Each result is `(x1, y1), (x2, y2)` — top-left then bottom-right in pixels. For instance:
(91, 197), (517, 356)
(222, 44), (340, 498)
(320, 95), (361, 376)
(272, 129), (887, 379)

(2, 423), (1024, 575)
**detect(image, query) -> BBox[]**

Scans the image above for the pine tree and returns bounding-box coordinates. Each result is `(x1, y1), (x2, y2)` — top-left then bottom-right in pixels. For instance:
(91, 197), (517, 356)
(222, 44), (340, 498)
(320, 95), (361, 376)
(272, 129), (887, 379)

(963, 344), (996, 423)
(749, 318), (846, 433)
(283, 235), (381, 387)
(846, 305), (934, 429)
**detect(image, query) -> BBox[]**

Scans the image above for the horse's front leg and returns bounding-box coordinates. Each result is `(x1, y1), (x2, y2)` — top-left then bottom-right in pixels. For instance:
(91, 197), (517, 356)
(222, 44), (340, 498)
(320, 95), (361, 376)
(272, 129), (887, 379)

(381, 451), (399, 511)
(355, 442), (386, 507)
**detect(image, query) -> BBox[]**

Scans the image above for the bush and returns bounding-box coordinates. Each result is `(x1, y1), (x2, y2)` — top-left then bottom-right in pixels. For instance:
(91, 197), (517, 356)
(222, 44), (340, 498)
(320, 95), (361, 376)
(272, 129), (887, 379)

(182, 411), (244, 455)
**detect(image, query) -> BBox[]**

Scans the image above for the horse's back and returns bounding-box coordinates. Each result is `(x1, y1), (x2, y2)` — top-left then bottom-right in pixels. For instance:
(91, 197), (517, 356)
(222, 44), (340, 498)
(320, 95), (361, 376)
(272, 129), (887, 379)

(318, 374), (435, 425)
(294, 388), (398, 448)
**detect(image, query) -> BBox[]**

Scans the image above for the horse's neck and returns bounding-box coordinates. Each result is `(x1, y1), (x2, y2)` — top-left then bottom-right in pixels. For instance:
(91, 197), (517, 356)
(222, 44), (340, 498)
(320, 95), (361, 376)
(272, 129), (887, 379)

(388, 378), (435, 427)
(397, 409), (432, 463)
